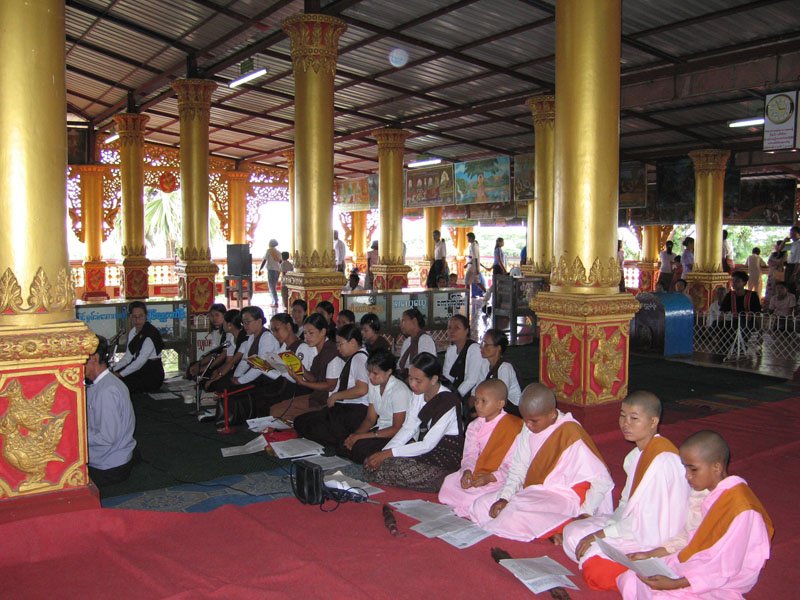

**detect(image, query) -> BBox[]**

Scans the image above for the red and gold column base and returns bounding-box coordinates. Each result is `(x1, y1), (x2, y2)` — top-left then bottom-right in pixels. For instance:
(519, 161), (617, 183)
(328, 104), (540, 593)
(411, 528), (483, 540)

(121, 256), (151, 300)
(418, 260), (432, 287)
(636, 261), (659, 293)
(0, 321), (100, 521)
(82, 260), (109, 300)
(353, 254), (367, 275)
(371, 264), (411, 291)
(531, 292), (640, 406)
(284, 270), (346, 314)
(684, 271), (730, 312)
(177, 261), (219, 315)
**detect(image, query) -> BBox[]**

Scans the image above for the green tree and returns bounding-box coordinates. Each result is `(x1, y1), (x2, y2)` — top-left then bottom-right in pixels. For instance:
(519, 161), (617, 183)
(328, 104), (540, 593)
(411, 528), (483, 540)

(144, 187), (182, 258)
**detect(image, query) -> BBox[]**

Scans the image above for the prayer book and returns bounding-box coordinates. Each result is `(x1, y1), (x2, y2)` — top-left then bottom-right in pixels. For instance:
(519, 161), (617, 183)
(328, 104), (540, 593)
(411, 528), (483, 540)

(498, 557), (579, 594)
(269, 437), (324, 459)
(595, 539), (678, 579)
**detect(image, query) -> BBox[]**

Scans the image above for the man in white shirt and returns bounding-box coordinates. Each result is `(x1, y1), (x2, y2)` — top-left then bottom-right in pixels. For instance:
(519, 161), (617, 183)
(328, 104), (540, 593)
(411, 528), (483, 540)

(785, 226), (800, 295)
(333, 230), (347, 272)
(464, 232), (484, 293)
(722, 230), (734, 272)
(426, 229), (449, 288)
(85, 336), (137, 486)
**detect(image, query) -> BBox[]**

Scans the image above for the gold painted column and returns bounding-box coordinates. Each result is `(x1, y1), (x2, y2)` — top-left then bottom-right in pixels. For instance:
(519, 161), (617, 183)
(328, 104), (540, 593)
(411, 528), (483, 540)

(171, 79), (219, 315)
(685, 149), (731, 310)
(226, 170), (250, 244)
(636, 225), (661, 292)
(371, 128), (411, 290)
(531, 0), (639, 411)
(0, 0), (99, 520)
(114, 113), (151, 299)
(351, 210), (368, 273)
(77, 165), (110, 300)
(419, 206), (442, 286)
(283, 150), (295, 254)
(454, 226), (472, 281)
(523, 95), (555, 284)
(282, 14), (347, 312)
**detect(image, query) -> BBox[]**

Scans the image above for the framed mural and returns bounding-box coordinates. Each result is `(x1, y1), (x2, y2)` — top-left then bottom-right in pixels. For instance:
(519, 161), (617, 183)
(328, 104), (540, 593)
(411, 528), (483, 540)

(455, 156), (511, 205)
(514, 153), (535, 202)
(404, 164), (455, 208)
(729, 178), (796, 225)
(619, 161), (647, 208)
(335, 176), (371, 211)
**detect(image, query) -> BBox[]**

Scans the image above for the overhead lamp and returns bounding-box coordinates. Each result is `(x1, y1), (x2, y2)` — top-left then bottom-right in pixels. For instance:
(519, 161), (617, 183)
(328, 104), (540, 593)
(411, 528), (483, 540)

(229, 56), (268, 88)
(408, 157), (442, 168)
(104, 132), (120, 143)
(728, 117), (765, 128)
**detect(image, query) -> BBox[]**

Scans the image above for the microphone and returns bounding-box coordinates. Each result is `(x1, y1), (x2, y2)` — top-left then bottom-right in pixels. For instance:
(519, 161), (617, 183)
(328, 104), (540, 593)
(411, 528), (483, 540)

(108, 329), (125, 345)
(201, 340), (231, 358)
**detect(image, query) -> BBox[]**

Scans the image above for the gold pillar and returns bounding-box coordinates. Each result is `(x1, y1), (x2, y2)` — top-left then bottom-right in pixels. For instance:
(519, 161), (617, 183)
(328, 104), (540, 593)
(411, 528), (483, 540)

(171, 79), (219, 316)
(77, 165), (109, 300)
(283, 150), (295, 254)
(114, 113), (151, 299)
(281, 14), (347, 312)
(0, 0), (99, 519)
(523, 95), (555, 281)
(419, 207), (443, 286)
(351, 210), (368, 273)
(636, 225), (661, 292)
(371, 128), (411, 290)
(454, 226), (472, 281)
(531, 0), (639, 411)
(685, 150), (731, 310)
(226, 170), (250, 245)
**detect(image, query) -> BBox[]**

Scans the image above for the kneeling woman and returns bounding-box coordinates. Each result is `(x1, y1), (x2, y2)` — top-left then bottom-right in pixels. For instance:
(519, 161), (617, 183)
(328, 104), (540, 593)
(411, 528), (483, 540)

(113, 301), (165, 393)
(365, 352), (464, 492)
(477, 328), (522, 415)
(340, 349), (410, 463)
(257, 312), (316, 411)
(293, 323), (370, 447)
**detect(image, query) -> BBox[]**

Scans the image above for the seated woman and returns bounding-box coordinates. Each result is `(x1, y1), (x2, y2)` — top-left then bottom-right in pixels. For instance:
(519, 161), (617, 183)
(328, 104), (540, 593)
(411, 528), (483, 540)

(293, 324), (370, 448)
(441, 315), (485, 421)
(187, 303), (227, 380)
(396, 308), (437, 379)
(270, 313), (340, 422)
(360, 313), (391, 354)
(315, 300), (337, 341)
(477, 328), (522, 415)
(340, 349), (410, 463)
(204, 309), (246, 392)
(364, 352), (464, 492)
(112, 301), (165, 394)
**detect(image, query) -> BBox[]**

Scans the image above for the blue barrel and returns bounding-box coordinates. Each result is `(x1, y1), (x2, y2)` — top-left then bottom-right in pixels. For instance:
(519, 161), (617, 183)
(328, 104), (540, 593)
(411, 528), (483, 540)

(656, 292), (694, 356)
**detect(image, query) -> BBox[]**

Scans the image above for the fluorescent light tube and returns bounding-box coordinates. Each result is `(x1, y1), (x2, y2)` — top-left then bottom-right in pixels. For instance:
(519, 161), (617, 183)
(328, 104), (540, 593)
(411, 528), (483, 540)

(229, 68), (268, 88)
(728, 117), (764, 128)
(104, 133), (120, 143)
(408, 158), (442, 168)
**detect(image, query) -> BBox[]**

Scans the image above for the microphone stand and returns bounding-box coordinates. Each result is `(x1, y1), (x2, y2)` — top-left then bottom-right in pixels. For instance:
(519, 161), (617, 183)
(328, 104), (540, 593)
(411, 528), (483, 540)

(195, 345), (227, 414)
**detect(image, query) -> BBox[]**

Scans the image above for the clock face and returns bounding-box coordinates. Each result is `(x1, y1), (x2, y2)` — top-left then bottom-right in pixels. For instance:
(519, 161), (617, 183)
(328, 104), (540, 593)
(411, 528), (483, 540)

(766, 94), (795, 125)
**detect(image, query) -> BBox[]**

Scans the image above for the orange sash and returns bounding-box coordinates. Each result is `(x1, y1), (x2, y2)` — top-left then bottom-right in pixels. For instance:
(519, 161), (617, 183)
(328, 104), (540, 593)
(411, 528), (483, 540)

(473, 414), (522, 476)
(678, 482), (774, 563)
(523, 421), (607, 488)
(628, 436), (679, 498)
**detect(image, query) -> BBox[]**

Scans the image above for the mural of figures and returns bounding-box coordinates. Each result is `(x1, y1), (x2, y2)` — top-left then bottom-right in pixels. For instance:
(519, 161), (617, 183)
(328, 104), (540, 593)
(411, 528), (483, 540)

(455, 156), (511, 205)
(403, 164), (455, 208)
(513, 153), (535, 202)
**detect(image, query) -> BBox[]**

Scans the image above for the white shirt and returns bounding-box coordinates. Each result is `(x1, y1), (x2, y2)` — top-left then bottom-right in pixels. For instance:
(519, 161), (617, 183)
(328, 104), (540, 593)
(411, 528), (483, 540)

(233, 330), (280, 384)
(383, 389), (460, 457)
(276, 341), (316, 382)
(659, 251), (674, 273)
(787, 239), (800, 264)
(434, 239), (447, 260)
(334, 238), (347, 264)
(87, 368), (136, 470)
(369, 375), (412, 430)
(746, 254), (764, 279)
(398, 333), (437, 366)
(477, 361), (522, 406)
(114, 329), (160, 377)
(681, 250), (693, 273)
(441, 343), (486, 397)
(722, 238), (734, 261)
(329, 350), (369, 405)
(467, 241), (480, 267)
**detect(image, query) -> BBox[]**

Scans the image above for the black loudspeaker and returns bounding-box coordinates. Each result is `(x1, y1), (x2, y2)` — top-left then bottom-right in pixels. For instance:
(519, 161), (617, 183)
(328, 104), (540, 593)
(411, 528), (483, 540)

(291, 459), (325, 505)
(226, 244), (252, 277)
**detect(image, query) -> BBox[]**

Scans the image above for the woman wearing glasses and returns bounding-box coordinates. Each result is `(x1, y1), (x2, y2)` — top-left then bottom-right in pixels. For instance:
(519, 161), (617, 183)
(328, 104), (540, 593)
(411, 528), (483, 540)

(112, 301), (165, 393)
(477, 328), (522, 415)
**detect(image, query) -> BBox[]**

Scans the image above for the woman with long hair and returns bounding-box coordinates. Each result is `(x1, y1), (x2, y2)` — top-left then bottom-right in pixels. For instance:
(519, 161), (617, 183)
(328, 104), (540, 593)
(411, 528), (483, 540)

(364, 352), (463, 492)
(188, 303), (227, 380)
(112, 301), (165, 393)
(658, 240), (674, 291)
(204, 309), (246, 392)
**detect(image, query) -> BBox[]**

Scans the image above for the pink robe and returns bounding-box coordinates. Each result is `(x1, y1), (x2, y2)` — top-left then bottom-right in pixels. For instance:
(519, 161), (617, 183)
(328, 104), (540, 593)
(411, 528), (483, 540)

(469, 412), (613, 542)
(438, 413), (520, 518)
(563, 437), (689, 565)
(617, 476), (772, 599)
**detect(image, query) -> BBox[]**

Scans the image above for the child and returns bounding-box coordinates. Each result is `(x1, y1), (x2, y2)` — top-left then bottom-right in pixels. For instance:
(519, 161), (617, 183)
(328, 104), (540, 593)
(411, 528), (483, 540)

(617, 430), (773, 598)
(280, 251), (293, 309)
(438, 380), (521, 517)
(562, 392), (689, 591)
(469, 383), (613, 541)
(745, 247), (766, 296)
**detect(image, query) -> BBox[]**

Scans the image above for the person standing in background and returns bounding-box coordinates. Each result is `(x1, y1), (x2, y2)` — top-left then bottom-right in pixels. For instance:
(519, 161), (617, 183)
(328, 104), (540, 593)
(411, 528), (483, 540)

(366, 240), (378, 290)
(722, 230), (734, 272)
(617, 240), (626, 293)
(658, 241), (675, 291)
(784, 226), (800, 295)
(745, 248), (766, 297)
(280, 251), (294, 309)
(259, 239), (282, 308)
(680, 237), (694, 275)
(333, 230), (347, 273)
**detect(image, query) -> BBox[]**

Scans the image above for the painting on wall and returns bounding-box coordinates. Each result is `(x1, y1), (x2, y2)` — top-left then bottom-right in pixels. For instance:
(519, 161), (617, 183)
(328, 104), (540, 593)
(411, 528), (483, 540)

(404, 164), (455, 208)
(514, 153), (535, 202)
(335, 176), (371, 211)
(454, 156), (511, 205)
(619, 161), (647, 208)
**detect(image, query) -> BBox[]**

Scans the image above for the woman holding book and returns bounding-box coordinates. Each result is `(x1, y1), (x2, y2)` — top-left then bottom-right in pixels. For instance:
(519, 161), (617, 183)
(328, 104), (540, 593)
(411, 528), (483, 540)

(364, 352), (464, 492)
(293, 323), (370, 448)
(270, 313), (340, 422)
(340, 349), (410, 463)
(204, 309), (246, 392)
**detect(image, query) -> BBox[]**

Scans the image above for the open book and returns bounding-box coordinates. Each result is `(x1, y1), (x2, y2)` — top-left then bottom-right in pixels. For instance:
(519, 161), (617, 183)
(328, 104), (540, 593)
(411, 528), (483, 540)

(247, 351), (304, 376)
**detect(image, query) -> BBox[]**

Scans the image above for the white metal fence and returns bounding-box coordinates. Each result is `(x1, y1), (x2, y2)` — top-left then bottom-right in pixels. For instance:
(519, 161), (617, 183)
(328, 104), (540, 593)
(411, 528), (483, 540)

(694, 312), (800, 362)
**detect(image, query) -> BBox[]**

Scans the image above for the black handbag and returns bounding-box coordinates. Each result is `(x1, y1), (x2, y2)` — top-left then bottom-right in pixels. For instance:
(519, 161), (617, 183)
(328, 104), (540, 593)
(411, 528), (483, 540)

(291, 459), (325, 505)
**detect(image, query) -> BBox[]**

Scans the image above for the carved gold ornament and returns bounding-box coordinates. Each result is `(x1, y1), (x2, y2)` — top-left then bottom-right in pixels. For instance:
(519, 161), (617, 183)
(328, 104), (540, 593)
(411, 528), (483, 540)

(526, 95), (555, 126)
(372, 128), (411, 156)
(0, 381), (68, 493)
(0, 267), (74, 315)
(542, 322), (576, 390)
(171, 79), (217, 123)
(283, 14), (347, 76)
(0, 328), (97, 363)
(688, 149), (730, 176)
(589, 324), (625, 395)
(292, 249), (337, 271)
(550, 254), (620, 288)
(283, 270), (346, 290)
(179, 246), (213, 262)
(531, 292), (640, 319)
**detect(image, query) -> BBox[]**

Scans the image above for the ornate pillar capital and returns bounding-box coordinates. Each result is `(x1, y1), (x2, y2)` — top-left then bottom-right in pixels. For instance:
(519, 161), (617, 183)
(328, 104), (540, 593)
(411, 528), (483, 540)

(526, 94), (555, 126)
(688, 149), (730, 175)
(113, 113), (149, 146)
(282, 149), (295, 167)
(282, 14), (347, 75)
(171, 79), (217, 122)
(371, 128), (411, 156)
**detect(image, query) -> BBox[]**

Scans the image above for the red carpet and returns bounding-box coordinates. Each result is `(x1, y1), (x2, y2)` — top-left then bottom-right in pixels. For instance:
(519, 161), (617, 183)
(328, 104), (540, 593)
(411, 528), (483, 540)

(2, 398), (798, 599)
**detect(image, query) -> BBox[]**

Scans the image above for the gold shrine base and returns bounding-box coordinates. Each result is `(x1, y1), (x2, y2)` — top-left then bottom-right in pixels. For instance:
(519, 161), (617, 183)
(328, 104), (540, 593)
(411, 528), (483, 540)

(284, 270), (346, 314)
(531, 292), (640, 407)
(0, 320), (100, 521)
(371, 264), (411, 291)
(685, 271), (730, 312)
(82, 260), (109, 300)
(177, 261), (219, 315)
